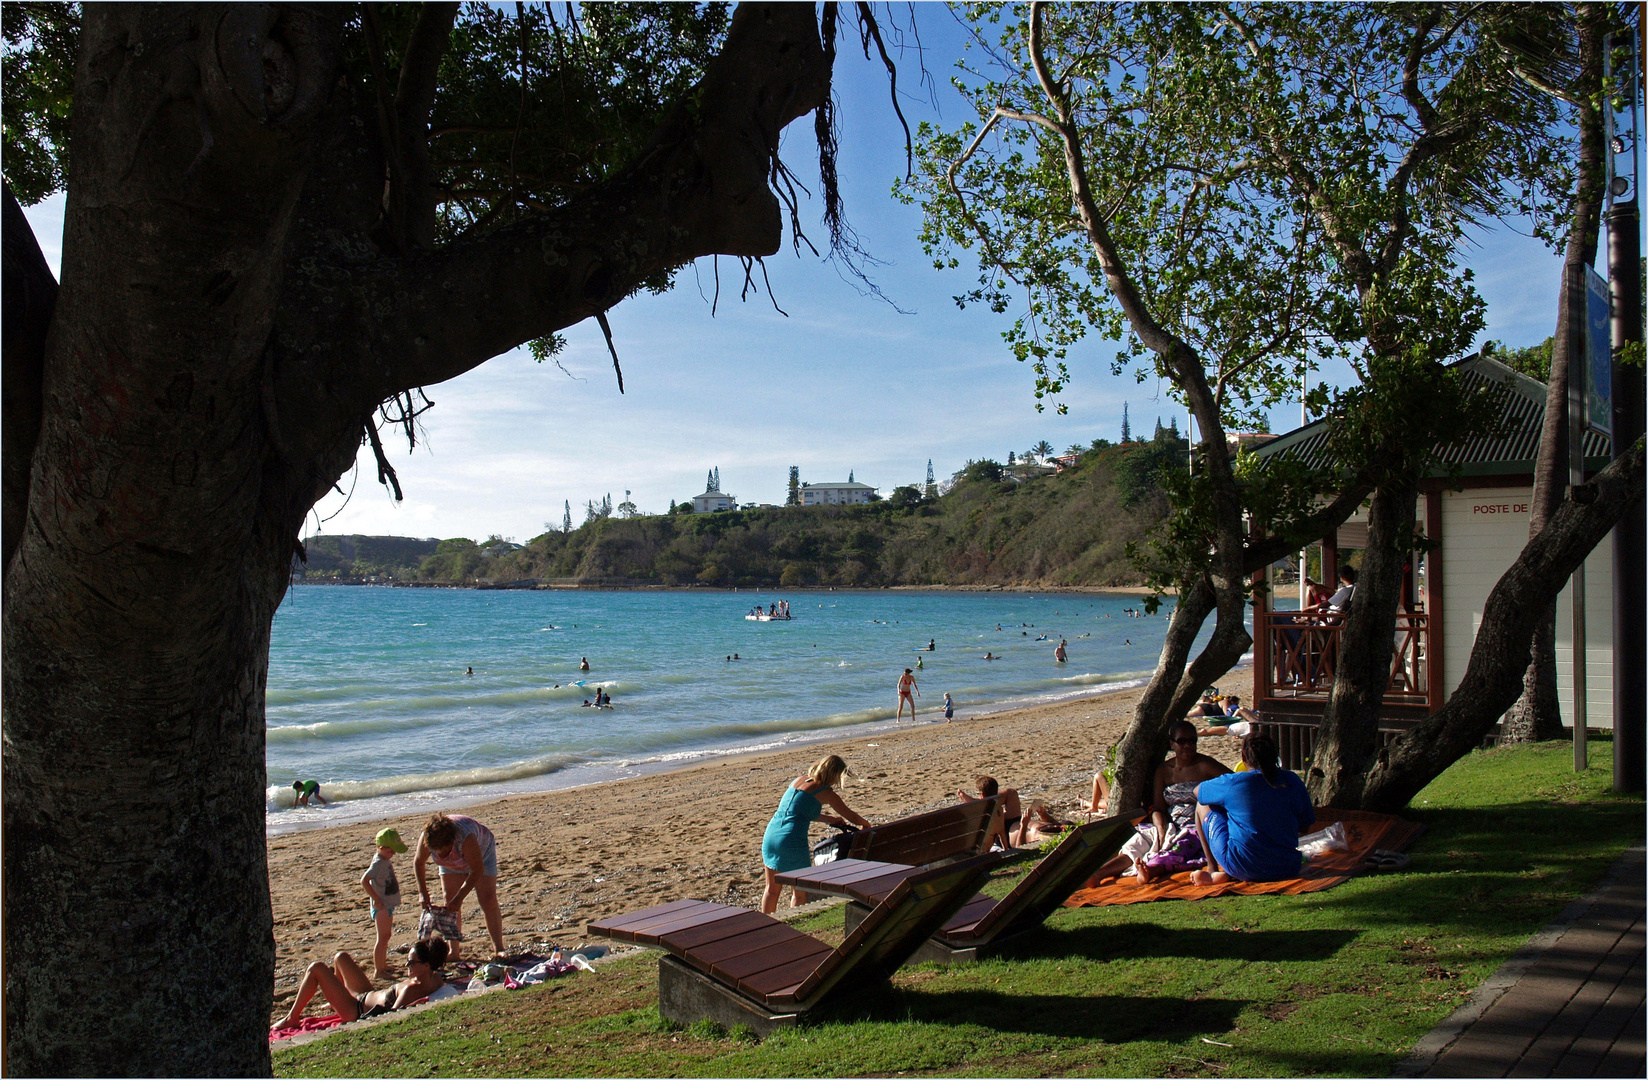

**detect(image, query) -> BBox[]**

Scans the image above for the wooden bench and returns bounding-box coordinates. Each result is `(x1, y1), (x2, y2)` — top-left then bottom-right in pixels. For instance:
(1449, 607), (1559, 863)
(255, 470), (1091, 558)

(841, 796), (1000, 865)
(818, 813), (1144, 964)
(588, 853), (1002, 1035)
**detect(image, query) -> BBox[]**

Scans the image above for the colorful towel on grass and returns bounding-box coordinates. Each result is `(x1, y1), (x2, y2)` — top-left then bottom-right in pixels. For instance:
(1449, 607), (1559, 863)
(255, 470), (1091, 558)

(1063, 807), (1425, 907)
(269, 1014), (348, 1042)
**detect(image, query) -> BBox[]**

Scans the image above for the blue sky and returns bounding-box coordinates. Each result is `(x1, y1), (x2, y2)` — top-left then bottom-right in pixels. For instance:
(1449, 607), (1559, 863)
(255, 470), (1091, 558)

(22, 10), (1584, 544)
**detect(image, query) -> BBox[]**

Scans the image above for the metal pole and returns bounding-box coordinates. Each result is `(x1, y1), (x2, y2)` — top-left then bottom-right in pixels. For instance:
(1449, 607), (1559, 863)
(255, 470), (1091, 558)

(1570, 258), (1589, 771)
(1301, 363), (1309, 611)
(1609, 29), (1644, 789)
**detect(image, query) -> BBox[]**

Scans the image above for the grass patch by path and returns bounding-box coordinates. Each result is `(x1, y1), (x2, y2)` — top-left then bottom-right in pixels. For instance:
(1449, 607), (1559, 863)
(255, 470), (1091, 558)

(276, 740), (1641, 1078)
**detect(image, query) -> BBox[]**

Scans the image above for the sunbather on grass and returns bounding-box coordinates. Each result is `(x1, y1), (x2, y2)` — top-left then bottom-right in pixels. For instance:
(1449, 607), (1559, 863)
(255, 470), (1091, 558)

(1087, 720), (1230, 886)
(272, 935), (449, 1032)
(1012, 800), (1072, 846)
(1190, 732), (1314, 885)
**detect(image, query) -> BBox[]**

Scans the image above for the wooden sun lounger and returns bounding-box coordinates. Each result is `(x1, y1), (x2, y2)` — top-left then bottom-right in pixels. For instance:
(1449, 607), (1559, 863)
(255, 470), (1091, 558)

(841, 796), (1000, 865)
(819, 812), (1144, 965)
(588, 853), (1003, 1035)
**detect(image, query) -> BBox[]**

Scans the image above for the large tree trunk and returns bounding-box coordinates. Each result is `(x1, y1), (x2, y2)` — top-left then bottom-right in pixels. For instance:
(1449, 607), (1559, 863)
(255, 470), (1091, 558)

(1362, 438), (1643, 811)
(1, 5), (337, 1071)
(2, 3), (831, 1073)
(1505, 3), (1606, 744)
(1308, 472), (1420, 808)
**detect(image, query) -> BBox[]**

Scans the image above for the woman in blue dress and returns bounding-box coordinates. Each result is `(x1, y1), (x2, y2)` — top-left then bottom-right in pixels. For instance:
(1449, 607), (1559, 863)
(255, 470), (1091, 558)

(760, 754), (872, 914)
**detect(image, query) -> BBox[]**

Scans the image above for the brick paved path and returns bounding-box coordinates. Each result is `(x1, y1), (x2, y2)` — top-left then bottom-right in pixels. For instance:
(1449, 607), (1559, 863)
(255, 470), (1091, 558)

(1421, 849), (1644, 1078)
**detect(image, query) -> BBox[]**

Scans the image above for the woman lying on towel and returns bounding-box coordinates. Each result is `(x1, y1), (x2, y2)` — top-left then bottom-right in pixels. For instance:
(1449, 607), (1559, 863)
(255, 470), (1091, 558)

(1190, 733), (1315, 885)
(272, 935), (450, 1032)
(1089, 720), (1231, 885)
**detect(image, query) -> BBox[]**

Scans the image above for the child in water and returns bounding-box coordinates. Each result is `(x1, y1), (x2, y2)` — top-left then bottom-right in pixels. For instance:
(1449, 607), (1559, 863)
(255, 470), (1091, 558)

(362, 828), (406, 977)
(292, 779), (328, 807)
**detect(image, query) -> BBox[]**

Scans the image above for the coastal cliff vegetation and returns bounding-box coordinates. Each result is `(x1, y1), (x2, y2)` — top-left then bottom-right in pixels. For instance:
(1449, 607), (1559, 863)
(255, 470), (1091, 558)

(297, 431), (1188, 588)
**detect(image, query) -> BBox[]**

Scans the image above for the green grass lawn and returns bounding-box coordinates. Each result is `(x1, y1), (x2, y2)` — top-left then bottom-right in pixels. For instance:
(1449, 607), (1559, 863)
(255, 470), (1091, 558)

(275, 740), (1641, 1078)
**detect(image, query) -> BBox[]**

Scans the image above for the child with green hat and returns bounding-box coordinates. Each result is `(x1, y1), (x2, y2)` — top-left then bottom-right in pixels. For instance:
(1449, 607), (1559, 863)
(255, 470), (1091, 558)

(362, 828), (407, 978)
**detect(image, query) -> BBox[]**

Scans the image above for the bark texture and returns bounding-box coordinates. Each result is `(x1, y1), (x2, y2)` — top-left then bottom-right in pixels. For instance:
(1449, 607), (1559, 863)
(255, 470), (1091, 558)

(1307, 475), (1419, 808)
(1506, 3), (1606, 743)
(1361, 438), (1644, 811)
(1, 3), (830, 1073)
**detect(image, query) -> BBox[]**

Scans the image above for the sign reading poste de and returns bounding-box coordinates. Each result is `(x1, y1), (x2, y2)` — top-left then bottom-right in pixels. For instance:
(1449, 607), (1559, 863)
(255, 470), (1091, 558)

(1471, 502), (1529, 515)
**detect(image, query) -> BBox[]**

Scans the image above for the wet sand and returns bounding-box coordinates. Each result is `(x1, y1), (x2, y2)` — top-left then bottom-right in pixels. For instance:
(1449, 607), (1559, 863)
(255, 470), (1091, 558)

(268, 669), (1248, 1015)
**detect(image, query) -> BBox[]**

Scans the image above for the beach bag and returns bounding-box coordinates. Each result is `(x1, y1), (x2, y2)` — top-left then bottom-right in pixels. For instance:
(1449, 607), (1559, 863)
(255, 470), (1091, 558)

(418, 906), (464, 942)
(1297, 821), (1350, 859)
(810, 826), (858, 865)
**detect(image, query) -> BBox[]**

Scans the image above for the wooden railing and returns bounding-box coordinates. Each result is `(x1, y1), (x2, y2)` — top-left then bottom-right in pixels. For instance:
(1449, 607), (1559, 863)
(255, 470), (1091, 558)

(1256, 611), (1432, 708)
(1262, 715), (1498, 773)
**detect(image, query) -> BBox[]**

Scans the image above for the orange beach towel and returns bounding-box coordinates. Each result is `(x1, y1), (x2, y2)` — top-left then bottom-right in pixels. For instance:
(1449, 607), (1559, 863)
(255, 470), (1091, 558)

(1062, 807), (1425, 907)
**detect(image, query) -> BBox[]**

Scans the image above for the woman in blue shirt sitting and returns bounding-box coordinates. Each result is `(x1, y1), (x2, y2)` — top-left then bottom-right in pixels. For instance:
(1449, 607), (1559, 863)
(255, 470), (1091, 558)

(1190, 732), (1315, 885)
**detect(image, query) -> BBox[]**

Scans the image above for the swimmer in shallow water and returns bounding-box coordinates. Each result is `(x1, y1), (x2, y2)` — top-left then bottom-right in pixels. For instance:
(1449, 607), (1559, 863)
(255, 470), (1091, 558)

(579, 657), (590, 671)
(465, 667), (473, 676)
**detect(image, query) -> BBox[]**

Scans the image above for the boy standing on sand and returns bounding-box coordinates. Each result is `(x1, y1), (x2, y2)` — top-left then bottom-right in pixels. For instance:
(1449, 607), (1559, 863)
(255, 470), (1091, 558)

(943, 693), (955, 721)
(362, 828), (407, 978)
(897, 668), (920, 718)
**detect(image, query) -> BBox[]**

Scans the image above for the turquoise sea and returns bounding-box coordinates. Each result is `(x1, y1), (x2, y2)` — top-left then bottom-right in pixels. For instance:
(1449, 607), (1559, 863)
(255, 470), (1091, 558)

(265, 586), (1264, 834)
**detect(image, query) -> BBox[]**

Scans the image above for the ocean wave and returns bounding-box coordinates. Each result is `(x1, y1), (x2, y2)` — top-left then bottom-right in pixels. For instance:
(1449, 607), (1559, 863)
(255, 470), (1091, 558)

(272, 680), (642, 719)
(266, 714), (449, 744)
(267, 751), (588, 809)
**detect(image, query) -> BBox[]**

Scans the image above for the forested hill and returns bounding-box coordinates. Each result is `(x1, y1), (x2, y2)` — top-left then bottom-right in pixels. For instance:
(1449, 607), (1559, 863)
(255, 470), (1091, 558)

(296, 434), (1188, 588)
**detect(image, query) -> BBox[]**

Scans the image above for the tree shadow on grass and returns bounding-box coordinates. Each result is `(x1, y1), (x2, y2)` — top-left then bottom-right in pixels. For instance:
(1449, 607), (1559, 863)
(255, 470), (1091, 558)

(815, 986), (1252, 1043)
(999, 923), (1360, 965)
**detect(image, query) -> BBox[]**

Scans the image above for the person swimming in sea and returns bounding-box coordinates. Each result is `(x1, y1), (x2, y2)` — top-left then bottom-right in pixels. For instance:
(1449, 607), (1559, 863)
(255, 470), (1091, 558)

(983, 652), (999, 660)
(927, 638), (936, 651)
(465, 667), (473, 676)
(579, 657), (590, 671)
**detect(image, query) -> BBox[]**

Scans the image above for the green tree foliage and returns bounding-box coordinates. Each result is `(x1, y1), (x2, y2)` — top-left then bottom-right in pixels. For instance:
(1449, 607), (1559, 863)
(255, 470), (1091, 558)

(1484, 337), (1555, 384)
(786, 465), (801, 506)
(1, 2), (77, 205)
(900, 1), (1572, 811)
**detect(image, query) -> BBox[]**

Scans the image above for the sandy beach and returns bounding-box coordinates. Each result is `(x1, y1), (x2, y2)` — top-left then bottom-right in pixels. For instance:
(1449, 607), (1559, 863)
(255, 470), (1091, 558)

(269, 670), (1249, 1017)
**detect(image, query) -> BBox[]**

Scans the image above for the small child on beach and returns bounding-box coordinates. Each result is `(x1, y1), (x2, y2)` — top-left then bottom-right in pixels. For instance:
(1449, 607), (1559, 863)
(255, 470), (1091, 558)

(943, 693), (954, 721)
(362, 828), (407, 978)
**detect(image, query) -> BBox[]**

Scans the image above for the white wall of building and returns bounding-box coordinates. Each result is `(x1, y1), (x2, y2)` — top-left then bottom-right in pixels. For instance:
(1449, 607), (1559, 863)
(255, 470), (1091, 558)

(1438, 486), (1615, 727)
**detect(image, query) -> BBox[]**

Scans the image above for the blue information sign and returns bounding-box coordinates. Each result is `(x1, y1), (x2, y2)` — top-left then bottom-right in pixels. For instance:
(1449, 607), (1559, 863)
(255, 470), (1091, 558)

(1583, 266), (1612, 436)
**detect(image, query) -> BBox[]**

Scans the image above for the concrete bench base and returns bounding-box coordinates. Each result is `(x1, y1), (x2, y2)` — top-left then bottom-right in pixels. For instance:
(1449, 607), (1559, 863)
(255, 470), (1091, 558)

(842, 902), (1017, 966)
(658, 956), (801, 1037)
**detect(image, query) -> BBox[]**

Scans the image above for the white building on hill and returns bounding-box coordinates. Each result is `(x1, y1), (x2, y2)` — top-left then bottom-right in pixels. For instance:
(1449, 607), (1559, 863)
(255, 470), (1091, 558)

(801, 480), (877, 506)
(692, 488), (736, 513)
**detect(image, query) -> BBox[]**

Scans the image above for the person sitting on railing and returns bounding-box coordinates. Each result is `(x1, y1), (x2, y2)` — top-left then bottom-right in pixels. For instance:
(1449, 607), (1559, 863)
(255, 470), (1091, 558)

(1278, 568), (1356, 685)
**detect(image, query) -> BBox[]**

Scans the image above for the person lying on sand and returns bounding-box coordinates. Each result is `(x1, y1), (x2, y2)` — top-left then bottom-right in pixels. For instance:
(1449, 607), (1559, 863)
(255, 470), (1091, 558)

(272, 935), (449, 1031)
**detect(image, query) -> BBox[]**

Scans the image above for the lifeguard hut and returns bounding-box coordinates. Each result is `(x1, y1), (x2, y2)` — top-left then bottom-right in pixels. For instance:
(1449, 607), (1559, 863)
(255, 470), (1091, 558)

(1246, 354), (1615, 757)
